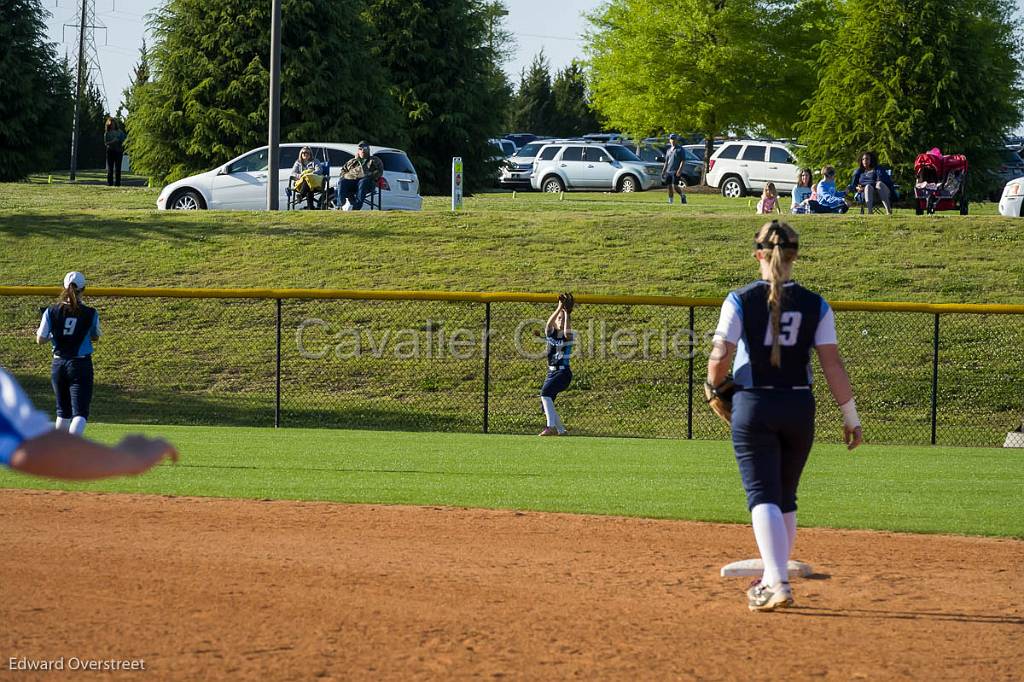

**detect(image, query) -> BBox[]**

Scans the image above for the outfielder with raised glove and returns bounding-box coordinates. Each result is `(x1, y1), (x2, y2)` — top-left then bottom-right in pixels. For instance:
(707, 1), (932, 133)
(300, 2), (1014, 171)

(538, 294), (575, 436)
(708, 220), (862, 613)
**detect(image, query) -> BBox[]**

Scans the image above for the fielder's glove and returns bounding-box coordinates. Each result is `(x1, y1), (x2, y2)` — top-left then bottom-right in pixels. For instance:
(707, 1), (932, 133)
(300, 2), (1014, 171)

(559, 292), (575, 313)
(704, 376), (738, 425)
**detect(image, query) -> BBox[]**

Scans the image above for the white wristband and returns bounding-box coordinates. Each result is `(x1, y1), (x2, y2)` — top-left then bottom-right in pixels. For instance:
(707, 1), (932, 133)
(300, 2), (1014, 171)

(839, 399), (860, 429)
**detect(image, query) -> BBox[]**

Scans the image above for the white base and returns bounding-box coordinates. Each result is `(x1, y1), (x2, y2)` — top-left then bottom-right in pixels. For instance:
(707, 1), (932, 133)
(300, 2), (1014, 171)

(720, 558), (813, 578)
(1003, 431), (1024, 448)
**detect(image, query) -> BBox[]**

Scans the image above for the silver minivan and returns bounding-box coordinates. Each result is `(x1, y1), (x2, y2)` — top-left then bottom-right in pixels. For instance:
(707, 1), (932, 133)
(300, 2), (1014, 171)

(529, 141), (662, 193)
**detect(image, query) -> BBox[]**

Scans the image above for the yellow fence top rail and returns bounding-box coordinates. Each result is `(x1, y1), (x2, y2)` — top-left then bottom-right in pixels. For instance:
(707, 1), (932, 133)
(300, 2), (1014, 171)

(2, 286), (1023, 315)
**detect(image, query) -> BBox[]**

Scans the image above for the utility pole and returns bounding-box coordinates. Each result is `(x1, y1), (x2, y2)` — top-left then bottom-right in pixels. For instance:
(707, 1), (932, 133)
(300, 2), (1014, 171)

(267, 0), (282, 210)
(69, 0), (88, 182)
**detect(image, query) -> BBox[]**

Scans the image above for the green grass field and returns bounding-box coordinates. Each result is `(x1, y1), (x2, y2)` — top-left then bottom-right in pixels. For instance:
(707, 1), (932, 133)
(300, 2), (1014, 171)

(1, 183), (1023, 444)
(1, 424), (1021, 538)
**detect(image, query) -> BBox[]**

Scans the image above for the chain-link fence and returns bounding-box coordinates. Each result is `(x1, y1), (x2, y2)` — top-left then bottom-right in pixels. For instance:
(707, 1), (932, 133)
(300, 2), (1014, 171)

(2, 288), (1022, 446)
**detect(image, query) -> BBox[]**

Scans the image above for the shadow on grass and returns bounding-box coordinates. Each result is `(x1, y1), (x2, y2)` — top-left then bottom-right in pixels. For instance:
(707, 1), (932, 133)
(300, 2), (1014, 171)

(15, 374), (474, 433)
(0, 210), (403, 243)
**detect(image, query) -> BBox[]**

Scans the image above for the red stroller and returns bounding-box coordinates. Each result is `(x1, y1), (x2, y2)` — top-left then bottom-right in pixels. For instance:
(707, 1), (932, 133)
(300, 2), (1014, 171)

(914, 147), (968, 215)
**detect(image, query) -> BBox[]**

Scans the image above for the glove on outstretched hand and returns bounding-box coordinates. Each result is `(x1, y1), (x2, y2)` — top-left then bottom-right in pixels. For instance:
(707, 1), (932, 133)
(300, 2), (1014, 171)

(704, 376), (738, 425)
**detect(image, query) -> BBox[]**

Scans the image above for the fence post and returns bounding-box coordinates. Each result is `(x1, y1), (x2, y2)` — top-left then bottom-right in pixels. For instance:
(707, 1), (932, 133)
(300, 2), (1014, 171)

(483, 301), (491, 433)
(687, 306), (694, 439)
(275, 298), (282, 428)
(931, 313), (939, 445)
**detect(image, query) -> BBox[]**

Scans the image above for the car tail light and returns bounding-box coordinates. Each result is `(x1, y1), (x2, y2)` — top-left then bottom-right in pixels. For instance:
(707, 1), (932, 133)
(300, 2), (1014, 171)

(709, 159), (716, 170)
(378, 177), (391, 191)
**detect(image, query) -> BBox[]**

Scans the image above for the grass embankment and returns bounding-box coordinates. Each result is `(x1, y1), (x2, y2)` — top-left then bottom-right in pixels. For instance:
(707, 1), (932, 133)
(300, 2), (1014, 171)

(0, 184), (1021, 444)
(0, 424), (1021, 538)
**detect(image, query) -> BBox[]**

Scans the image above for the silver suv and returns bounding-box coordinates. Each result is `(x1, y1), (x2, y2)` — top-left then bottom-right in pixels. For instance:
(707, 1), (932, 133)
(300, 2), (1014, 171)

(529, 141), (662, 193)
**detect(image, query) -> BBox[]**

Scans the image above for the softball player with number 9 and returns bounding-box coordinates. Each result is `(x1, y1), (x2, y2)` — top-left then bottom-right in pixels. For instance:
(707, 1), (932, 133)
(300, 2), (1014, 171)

(36, 271), (100, 435)
(707, 221), (863, 612)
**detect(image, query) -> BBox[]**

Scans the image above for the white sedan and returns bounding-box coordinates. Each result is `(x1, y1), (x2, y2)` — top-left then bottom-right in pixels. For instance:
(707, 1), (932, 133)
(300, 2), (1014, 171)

(156, 142), (422, 211)
(998, 177), (1024, 217)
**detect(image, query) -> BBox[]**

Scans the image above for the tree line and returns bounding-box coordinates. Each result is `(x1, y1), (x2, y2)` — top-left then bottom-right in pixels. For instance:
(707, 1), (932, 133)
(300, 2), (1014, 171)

(586, 0), (1024, 189)
(5, 0), (1020, 192)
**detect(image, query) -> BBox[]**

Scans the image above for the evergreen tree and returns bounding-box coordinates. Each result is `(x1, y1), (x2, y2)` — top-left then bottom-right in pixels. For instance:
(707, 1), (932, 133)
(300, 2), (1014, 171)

(75, 80), (109, 170)
(549, 61), (601, 137)
(366, 0), (512, 194)
(507, 52), (554, 135)
(118, 40), (149, 122)
(586, 0), (829, 177)
(797, 0), (1024, 191)
(131, 0), (406, 183)
(0, 0), (74, 180)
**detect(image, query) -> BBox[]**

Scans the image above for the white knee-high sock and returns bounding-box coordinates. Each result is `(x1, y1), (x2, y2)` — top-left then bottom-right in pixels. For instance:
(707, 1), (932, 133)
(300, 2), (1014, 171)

(751, 503), (789, 586)
(540, 397), (564, 431)
(783, 511), (797, 558)
(69, 416), (87, 435)
(55, 417), (71, 431)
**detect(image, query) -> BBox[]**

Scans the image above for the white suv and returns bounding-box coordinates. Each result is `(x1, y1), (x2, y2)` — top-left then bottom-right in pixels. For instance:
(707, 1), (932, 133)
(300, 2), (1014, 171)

(706, 140), (801, 198)
(529, 141), (662, 193)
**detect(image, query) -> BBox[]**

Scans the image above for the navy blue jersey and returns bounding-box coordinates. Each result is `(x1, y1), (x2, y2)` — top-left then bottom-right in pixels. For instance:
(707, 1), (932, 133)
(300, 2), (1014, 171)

(546, 330), (573, 368)
(716, 281), (834, 389)
(45, 304), (98, 358)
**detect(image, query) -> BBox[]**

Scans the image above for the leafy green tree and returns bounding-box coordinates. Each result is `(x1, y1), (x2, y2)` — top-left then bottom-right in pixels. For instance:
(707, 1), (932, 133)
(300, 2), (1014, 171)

(367, 0), (512, 193)
(797, 0), (1024, 193)
(507, 52), (555, 135)
(131, 0), (406, 183)
(586, 0), (829, 177)
(549, 61), (602, 137)
(0, 0), (74, 180)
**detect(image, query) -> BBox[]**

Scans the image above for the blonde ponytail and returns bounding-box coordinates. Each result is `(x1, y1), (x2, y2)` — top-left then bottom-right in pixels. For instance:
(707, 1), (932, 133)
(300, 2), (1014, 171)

(754, 220), (799, 367)
(58, 284), (81, 314)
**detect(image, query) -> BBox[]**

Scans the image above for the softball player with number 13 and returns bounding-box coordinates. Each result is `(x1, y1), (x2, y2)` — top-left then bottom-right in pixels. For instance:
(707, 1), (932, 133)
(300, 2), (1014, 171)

(707, 221), (863, 612)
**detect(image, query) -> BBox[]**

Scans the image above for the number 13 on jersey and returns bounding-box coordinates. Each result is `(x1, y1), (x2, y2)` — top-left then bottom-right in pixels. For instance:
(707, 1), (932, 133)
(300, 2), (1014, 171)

(764, 311), (802, 346)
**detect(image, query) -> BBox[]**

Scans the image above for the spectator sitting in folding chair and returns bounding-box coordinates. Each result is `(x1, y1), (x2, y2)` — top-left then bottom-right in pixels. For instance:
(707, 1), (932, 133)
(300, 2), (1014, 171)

(848, 150), (896, 215)
(338, 141), (384, 211)
(290, 146), (326, 209)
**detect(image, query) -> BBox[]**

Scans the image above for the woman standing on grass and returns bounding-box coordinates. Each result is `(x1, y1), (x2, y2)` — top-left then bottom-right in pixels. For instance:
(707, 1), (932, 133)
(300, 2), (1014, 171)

(539, 293), (575, 436)
(706, 220), (862, 611)
(36, 272), (100, 435)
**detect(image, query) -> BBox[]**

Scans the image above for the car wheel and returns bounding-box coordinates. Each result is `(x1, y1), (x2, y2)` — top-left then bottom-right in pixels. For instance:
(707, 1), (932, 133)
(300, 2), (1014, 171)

(169, 189), (205, 210)
(542, 176), (564, 193)
(617, 175), (640, 193)
(721, 176), (746, 198)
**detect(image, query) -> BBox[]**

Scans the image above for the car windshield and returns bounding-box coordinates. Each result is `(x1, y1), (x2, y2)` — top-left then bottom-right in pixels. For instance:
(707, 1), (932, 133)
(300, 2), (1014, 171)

(516, 142), (546, 158)
(605, 145), (640, 162)
(377, 151), (417, 174)
(500, 140), (515, 156)
(1000, 149), (1024, 164)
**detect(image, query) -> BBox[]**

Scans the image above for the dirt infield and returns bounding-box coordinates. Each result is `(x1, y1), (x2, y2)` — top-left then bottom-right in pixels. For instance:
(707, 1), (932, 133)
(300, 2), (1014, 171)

(2, 490), (1022, 680)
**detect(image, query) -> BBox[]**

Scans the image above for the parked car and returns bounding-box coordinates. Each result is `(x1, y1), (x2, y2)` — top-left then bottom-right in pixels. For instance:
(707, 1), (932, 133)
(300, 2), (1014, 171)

(705, 140), (801, 197)
(582, 132), (627, 144)
(998, 176), (1024, 217)
(990, 147), (1024, 201)
(530, 141), (662, 193)
(157, 142), (422, 211)
(499, 137), (576, 187)
(504, 133), (539, 149)
(489, 138), (516, 157)
(682, 142), (723, 164)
